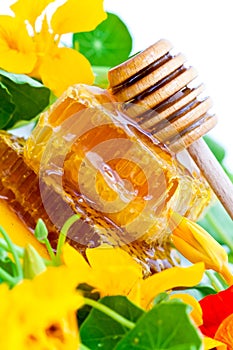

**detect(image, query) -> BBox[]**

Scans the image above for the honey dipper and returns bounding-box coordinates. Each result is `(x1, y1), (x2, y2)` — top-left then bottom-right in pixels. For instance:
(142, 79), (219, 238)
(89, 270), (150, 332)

(108, 39), (233, 220)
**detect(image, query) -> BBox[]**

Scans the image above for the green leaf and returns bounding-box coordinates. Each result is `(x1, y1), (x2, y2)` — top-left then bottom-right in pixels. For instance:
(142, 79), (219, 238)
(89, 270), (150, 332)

(115, 301), (202, 350)
(73, 13), (132, 67)
(153, 292), (170, 305)
(80, 296), (144, 350)
(204, 135), (226, 163)
(203, 135), (233, 182)
(222, 164), (233, 182)
(77, 283), (100, 327)
(93, 66), (110, 88)
(172, 285), (216, 301)
(0, 70), (50, 129)
(0, 256), (16, 283)
(198, 200), (233, 250)
(0, 82), (15, 129)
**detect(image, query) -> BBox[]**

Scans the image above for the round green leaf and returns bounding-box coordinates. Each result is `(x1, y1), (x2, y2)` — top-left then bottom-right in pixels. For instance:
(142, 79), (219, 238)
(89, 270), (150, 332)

(115, 301), (202, 350)
(80, 296), (144, 350)
(73, 13), (132, 67)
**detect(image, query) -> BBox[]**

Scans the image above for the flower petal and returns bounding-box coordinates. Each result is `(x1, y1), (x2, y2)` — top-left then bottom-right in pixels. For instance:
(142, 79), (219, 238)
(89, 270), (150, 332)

(200, 286), (233, 338)
(62, 243), (91, 273)
(92, 265), (142, 302)
(170, 293), (203, 327)
(5, 266), (82, 349)
(141, 263), (205, 308)
(51, 0), (107, 34)
(171, 212), (230, 278)
(39, 47), (94, 95)
(11, 0), (55, 26)
(0, 16), (36, 73)
(62, 245), (142, 302)
(86, 245), (142, 302)
(203, 337), (227, 350)
(215, 313), (233, 349)
(86, 245), (142, 275)
(0, 200), (48, 258)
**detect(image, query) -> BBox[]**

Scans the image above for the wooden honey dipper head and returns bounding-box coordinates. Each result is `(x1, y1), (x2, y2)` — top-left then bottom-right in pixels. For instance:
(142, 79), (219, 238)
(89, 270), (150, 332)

(108, 39), (233, 220)
(108, 39), (216, 152)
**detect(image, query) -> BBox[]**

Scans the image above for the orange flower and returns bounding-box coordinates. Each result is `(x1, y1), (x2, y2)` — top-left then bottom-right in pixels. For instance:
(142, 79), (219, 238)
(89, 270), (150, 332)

(215, 314), (233, 349)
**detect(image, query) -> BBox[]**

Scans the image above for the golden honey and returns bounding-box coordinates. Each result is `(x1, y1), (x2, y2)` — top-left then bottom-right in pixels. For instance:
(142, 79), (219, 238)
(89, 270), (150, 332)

(20, 84), (212, 274)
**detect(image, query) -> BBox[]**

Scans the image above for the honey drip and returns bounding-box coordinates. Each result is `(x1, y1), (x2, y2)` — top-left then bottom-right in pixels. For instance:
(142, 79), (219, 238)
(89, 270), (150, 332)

(0, 85), (212, 276)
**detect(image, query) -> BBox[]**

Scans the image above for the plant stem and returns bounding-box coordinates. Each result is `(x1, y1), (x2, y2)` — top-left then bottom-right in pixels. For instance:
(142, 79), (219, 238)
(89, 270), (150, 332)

(55, 214), (80, 265)
(0, 238), (24, 258)
(0, 226), (23, 280)
(0, 267), (17, 286)
(44, 237), (56, 261)
(84, 297), (135, 330)
(205, 212), (233, 252)
(0, 238), (53, 267)
(205, 270), (224, 292)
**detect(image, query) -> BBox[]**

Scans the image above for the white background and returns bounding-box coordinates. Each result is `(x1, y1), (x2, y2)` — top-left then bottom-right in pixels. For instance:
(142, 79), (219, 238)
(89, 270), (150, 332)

(1, 0), (232, 170)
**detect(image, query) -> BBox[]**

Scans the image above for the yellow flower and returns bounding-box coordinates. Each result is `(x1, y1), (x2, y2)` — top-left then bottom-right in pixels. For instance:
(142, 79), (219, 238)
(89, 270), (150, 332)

(0, 200), (48, 258)
(63, 243), (143, 304)
(62, 243), (205, 309)
(140, 262), (205, 309)
(170, 212), (233, 285)
(0, 0), (107, 95)
(0, 15), (36, 74)
(203, 337), (227, 350)
(0, 266), (83, 349)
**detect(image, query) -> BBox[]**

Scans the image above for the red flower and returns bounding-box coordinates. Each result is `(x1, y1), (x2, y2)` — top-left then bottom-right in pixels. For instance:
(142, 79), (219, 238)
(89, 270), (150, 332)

(200, 285), (233, 338)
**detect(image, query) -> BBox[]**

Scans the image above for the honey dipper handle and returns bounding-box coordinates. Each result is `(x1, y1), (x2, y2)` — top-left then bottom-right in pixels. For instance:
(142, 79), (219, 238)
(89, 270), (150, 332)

(188, 138), (233, 220)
